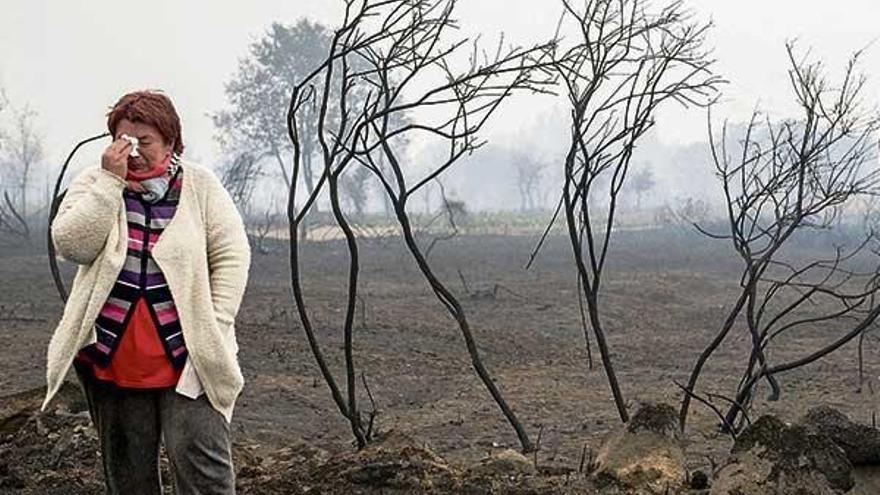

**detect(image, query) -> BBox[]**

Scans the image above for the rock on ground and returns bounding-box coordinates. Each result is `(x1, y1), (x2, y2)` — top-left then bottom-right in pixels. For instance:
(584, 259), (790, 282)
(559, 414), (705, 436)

(309, 430), (462, 493)
(593, 403), (688, 494)
(711, 415), (853, 495)
(799, 406), (880, 465)
(467, 448), (535, 478)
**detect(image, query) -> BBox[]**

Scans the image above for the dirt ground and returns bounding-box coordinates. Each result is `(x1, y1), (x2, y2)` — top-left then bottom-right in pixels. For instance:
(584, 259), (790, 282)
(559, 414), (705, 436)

(2, 229), (879, 493)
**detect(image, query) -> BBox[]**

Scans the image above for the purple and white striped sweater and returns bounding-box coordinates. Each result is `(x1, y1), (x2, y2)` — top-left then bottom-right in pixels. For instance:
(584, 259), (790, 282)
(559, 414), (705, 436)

(80, 166), (188, 369)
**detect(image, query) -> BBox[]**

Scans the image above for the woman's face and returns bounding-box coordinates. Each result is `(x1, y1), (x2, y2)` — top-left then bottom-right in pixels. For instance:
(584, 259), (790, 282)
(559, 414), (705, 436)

(114, 119), (173, 172)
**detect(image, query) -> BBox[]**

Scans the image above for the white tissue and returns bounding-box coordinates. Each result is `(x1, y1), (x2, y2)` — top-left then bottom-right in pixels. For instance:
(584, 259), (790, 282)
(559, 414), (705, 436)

(120, 134), (140, 157)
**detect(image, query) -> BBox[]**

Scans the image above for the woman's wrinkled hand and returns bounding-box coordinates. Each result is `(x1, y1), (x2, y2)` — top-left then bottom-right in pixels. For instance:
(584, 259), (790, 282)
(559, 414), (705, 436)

(101, 138), (131, 178)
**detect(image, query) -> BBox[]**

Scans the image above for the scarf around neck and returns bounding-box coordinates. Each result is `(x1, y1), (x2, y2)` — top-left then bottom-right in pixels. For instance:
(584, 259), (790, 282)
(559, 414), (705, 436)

(126, 154), (180, 203)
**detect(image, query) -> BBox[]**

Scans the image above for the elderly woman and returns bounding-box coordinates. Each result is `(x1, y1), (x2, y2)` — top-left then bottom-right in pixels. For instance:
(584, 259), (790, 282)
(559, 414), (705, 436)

(41, 90), (250, 494)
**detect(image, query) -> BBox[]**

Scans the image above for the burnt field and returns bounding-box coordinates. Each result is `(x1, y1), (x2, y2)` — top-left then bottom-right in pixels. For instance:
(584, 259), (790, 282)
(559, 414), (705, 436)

(2, 229), (880, 492)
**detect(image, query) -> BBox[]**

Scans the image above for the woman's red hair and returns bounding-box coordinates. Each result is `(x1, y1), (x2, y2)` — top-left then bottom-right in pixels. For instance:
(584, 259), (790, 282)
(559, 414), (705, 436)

(107, 90), (184, 155)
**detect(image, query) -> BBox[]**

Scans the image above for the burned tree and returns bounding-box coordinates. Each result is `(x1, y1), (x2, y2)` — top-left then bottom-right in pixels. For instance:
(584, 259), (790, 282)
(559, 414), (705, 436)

(218, 151), (284, 254)
(542, 0), (721, 422)
(285, 0), (555, 451)
(220, 151), (263, 212)
(421, 181), (467, 259)
(1, 105), (45, 242)
(48, 132), (110, 302)
(679, 43), (880, 431)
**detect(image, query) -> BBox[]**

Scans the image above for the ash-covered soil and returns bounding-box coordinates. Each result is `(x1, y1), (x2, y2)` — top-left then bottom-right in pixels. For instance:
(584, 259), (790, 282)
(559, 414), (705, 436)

(2, 230), (879, 493)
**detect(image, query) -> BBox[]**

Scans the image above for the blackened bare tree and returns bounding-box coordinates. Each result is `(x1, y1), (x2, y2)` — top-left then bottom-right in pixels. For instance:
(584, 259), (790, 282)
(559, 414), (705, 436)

(48, 132), (110, 302)
(218, 150), (284, 254)
(0, 190), (29, 240)
(1, 105), (45, 242)
(422, 181), (466, 259)
(546, 0), (721, 423)
(220, 151), (263, 212)
(249, 204), (283, 255)
(679, 43), (880, 431)
(285, 0), (555, 451)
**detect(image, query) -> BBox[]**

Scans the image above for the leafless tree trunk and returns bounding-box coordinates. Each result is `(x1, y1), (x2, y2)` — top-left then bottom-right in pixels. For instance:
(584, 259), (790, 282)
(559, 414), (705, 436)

(679, 43), (880, 432)
(0, 191), (30, 241)
(220, 150), (286, 255)
(544, 0), (721, 423)
(422, 181), (465, 259)
(48, 133), (110, 302)
(285, 0), (555, 451)
(220, 151), (263, 214)
(2, 106), (45, 242)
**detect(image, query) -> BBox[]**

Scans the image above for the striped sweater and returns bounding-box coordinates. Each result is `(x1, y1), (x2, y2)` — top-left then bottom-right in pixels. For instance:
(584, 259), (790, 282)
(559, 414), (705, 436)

(79, 167), (187, 369)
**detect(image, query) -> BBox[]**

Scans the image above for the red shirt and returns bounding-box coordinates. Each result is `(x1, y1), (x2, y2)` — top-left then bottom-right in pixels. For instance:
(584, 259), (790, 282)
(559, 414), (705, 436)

(77, 297), (182, 388)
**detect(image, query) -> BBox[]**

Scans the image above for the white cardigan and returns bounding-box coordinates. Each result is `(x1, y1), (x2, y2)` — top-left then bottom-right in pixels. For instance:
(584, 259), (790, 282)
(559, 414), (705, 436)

(42, 161), (251, 422)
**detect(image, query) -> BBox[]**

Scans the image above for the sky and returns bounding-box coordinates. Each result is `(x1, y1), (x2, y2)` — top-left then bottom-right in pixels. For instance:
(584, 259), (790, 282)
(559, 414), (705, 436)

(0, 0), (878, 174)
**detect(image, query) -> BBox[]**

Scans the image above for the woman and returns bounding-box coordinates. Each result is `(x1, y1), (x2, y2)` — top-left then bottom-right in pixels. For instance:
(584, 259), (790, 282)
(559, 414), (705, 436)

(41, 90), (251, 494)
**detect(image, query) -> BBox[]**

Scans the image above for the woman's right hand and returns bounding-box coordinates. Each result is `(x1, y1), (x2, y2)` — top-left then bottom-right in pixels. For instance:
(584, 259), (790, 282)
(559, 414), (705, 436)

(101, 138), (131, 178)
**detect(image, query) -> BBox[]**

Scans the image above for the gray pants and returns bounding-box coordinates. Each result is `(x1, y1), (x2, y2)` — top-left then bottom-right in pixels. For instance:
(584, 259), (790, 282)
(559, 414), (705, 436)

(76, 368), (235, 495)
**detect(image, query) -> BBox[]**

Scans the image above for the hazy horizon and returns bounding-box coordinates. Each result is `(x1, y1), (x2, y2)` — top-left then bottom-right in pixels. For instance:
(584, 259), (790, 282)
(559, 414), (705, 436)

(1, 0), (878, 196)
